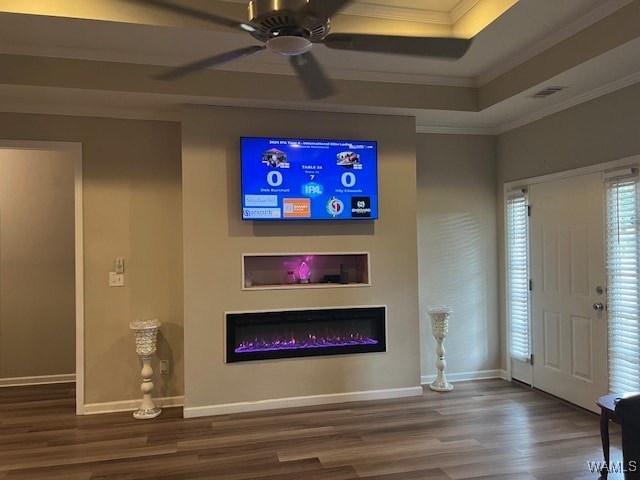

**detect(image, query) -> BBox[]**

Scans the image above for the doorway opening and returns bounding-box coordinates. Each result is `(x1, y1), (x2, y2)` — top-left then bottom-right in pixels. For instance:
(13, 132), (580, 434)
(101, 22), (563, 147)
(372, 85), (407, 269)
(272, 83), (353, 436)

(0, 141), (83, 414)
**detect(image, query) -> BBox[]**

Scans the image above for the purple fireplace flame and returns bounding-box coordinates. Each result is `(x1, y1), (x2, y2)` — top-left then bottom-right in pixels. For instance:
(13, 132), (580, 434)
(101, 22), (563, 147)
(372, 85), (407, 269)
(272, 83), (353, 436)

(226, 307), (386, 362)
(235, 332), (378, 353)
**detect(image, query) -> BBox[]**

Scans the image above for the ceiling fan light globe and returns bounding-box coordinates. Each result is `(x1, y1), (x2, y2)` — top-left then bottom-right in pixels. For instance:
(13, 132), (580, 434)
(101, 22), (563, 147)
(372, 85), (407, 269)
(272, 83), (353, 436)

(266, 36), (313, 56)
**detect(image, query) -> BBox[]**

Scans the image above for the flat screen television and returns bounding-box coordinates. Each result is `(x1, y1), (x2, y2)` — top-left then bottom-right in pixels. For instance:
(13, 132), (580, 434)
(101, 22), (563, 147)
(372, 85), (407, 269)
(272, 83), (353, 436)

(240, 136), (378, 221)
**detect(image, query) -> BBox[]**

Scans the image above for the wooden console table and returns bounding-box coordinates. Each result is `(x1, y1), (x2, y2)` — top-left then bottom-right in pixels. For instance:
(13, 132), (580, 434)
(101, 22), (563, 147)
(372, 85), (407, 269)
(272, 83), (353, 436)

(597, 393), (622, 478)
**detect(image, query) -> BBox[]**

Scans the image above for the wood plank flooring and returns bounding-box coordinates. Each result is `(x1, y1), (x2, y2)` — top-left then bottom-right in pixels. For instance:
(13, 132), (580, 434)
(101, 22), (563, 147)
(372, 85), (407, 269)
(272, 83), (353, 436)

(0, 379), (622, 479)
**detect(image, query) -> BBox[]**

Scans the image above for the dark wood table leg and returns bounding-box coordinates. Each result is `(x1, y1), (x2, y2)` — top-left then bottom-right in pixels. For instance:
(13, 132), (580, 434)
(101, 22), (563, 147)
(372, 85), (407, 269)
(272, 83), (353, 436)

(600, 406), (610, 478)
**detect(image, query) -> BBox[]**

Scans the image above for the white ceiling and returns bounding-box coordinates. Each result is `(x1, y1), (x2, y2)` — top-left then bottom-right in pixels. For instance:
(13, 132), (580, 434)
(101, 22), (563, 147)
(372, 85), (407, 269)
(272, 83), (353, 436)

(0, 0), (638, 133)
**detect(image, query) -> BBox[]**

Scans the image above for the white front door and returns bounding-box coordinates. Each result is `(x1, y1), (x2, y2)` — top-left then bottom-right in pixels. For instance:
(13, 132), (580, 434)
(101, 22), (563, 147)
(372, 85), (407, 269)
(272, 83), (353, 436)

(529, 172), (608, 412)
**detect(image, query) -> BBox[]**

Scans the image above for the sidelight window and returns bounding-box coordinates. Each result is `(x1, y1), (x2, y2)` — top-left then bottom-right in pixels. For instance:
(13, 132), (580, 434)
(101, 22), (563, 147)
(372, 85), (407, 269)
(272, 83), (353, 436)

(506, 189), (531, 363)
(604, 168), (640, 392)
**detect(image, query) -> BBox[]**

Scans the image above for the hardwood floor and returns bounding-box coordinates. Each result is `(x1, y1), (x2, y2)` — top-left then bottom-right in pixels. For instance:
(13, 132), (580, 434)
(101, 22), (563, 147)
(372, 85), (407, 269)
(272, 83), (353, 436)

(0, 379), (622, 479)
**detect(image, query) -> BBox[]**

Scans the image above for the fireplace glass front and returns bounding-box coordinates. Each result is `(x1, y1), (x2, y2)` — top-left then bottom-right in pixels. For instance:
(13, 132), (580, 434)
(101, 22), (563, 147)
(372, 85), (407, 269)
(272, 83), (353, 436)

(226, 306), (386, 363)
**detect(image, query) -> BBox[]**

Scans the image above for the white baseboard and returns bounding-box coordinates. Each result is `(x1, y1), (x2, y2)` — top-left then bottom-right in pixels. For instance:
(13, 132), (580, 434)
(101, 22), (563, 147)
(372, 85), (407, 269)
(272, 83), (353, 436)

(83, 395), (185, 415)
(183, 386), (424, 418)
(0, 373), (76, 387)
(421, 369), (508, 385)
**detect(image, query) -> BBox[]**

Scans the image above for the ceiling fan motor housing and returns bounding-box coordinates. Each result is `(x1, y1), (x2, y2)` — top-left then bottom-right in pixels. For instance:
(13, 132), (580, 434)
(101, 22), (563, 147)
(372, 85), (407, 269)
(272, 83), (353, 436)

(247, 0), (330, 42)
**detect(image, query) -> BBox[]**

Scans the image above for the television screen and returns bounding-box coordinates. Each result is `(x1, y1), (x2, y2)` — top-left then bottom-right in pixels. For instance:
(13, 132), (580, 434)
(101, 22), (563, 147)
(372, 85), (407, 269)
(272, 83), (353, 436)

(241, 137), (378, 221)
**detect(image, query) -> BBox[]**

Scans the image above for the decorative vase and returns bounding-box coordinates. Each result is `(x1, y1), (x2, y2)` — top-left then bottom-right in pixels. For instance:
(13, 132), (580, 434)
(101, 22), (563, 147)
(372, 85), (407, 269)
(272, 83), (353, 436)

(298, 261), (310, 283)
(427, 306), (453, 392)
(129, 319), (161, 419)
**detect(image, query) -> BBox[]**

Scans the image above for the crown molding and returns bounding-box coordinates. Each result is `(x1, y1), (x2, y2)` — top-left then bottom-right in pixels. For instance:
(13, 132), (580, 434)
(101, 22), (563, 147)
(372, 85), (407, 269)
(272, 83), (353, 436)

(340, 3), (451, 25)
(476, 0), (635, 86)
(223, 0), (481, 26)
(329, 69), (475, 87)
(450, 0), (481, 24)
(416, 125), (495, 136)
(495, 70), (640, 134)
(219, 0), (453, 24)
(0, 104), (182, 122)
(4, 68), (637, 137)
(326, 0), (482, 26)
(0, 44), (476, 88)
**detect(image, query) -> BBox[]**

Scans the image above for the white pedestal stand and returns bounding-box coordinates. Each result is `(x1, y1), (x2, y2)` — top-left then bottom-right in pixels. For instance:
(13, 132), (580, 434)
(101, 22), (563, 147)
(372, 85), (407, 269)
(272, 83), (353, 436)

(427, 306), (453, 392)
(129, 319), (161, 419)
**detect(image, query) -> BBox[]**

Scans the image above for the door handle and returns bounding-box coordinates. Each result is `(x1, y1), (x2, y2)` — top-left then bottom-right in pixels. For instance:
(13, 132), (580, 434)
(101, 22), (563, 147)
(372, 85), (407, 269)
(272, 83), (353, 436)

(593, 302), (604, 311)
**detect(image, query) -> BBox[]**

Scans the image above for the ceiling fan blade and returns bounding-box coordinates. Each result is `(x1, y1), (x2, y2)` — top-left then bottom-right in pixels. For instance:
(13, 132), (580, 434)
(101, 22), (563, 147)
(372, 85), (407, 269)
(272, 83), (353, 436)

(289, 52), (336, 100)
(133, 0), (260, 33)
(322, 34), (473, 59)
(295, 0), (353, 30)
(154, 45), (266, 80)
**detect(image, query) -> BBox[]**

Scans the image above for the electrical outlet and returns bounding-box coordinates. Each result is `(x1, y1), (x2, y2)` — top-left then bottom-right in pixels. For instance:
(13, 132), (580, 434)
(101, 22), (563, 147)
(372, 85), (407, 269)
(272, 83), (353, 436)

(108, 272), (124, 287)
(159, 360), (169, 374)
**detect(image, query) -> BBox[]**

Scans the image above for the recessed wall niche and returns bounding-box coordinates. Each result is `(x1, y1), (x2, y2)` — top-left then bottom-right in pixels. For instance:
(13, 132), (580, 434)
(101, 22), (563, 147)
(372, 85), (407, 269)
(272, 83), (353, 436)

(242, 252), (370, 290)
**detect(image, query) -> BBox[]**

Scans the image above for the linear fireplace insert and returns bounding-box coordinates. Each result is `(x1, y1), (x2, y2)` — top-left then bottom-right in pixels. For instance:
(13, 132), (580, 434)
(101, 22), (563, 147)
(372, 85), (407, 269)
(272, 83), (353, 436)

(226, 306), (386, 363)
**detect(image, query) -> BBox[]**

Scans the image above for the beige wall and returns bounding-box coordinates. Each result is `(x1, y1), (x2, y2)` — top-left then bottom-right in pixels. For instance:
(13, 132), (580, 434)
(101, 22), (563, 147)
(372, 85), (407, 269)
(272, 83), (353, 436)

(0, 148), (75, 378)
(0, 113), (183, 403)
(498, 83), (640, 183)
(416, 134), (500, 378)
(182, 106), (421, 410)
(497, 82), (640, 369)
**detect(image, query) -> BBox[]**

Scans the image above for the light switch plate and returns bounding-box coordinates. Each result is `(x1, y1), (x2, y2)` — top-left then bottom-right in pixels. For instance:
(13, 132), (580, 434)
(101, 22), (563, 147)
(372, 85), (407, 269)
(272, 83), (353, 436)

(108, 272), (124, 287)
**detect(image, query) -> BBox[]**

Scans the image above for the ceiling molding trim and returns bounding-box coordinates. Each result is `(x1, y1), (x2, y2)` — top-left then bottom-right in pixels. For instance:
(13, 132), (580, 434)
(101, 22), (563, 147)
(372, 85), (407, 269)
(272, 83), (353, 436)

(476, 0), (635, 87)
(495, 70), (640, 134)
(340, 4), (452, 25)
(224, 0), (480, 26)
(450, 0), (481, 24)
(0, 105), (182, 122)
(416, 125), (495, 136)
(326, 69), (476, 87)
(0, 46), (476, 88)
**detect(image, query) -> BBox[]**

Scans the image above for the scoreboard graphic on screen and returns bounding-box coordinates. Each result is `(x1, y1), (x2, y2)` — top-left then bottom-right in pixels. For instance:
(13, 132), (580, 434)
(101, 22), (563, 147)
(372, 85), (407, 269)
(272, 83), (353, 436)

(240, 137), (378, 221)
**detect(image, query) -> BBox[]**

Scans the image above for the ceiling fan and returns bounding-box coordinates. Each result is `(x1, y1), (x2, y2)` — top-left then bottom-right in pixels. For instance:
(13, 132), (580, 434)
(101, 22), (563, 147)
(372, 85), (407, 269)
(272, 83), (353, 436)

(135, 0), (473, 99)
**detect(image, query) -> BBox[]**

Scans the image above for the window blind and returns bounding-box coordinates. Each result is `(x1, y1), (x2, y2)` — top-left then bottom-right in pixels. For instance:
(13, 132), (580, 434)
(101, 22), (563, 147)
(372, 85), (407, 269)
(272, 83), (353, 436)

(506, 191), (531, 362)
(605, 169), (640, 393)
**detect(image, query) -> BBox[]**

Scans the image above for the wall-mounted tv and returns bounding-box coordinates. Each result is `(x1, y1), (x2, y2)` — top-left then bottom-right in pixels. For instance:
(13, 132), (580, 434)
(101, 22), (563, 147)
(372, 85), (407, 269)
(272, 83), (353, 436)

(240, 137), (378, 221)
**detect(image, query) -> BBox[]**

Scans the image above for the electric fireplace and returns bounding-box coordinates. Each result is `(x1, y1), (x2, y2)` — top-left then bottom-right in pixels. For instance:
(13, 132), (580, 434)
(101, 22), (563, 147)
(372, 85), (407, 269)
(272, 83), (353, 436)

(226, 306), (386, 363)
